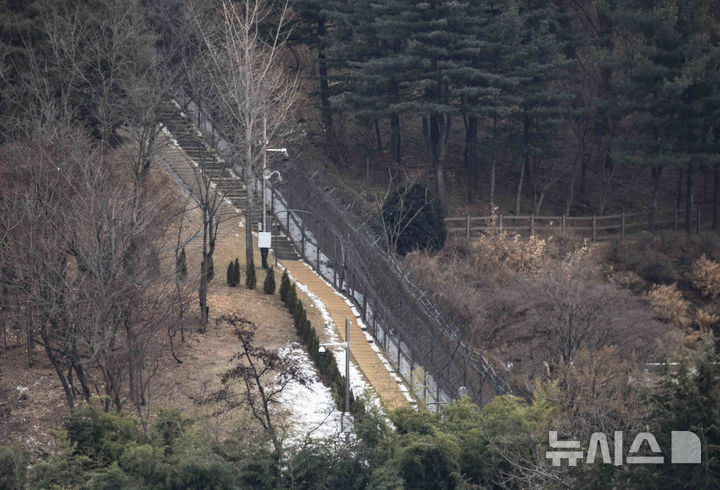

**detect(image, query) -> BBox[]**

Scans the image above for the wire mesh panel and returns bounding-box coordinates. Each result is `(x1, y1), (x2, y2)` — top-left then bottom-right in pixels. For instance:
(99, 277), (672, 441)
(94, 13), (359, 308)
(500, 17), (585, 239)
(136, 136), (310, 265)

(176, 94), (510, 408)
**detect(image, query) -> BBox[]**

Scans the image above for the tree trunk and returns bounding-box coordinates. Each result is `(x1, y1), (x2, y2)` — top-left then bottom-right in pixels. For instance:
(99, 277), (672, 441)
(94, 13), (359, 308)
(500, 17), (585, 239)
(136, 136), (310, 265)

(517, 113), (530, 217)
(464, 115), (479, 203)
(490, 117), (497, 213)
(676, 168), (683, 217)
(374, 119), (382, 152)
(43, 341), (75, 411)
(566, 164), (577, 216)
(199, 207), (210, 332)
(713, 164), (719, 230)
(390, 113), (401, 164)
(245, 164), (256, 284)
(317, 20), (332, 136)
(685, 163), (693, 234)
(490, 160), (496, 214)
(650, 166), (662, 233)
(516, 156), (526, 218)
(423, 114), (449, 209)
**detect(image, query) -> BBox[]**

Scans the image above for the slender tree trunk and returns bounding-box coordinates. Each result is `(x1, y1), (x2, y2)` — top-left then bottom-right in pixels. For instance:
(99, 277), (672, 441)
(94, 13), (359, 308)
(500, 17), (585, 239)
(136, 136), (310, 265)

(713, 164), (719, 230)
(423, 113), (449, 209)
(390, 113), (400, 163)
(464, 115), (479, 203)
(517, 113), (530, 218)
(245, 161), (255, 283)
(566, 162), (578, 216)
(490, 160), (496, 214)
(676, 168), (683, 217)
(650, 166), (662, 233)
(490, 117), (497, 213)
(516, 156), (526, 218)
(199, 210), (210, 332)
(317, 20), (332, 136)
(685, 163), (693, 234)
(44, 342), (75, 411)
(374, 119), (382, 152)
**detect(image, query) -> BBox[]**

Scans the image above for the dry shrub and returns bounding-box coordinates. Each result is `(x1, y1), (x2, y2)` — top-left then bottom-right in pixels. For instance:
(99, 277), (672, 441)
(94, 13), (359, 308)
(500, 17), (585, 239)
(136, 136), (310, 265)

(644, 284), (689, 328)
(696, 306), (719, 330)
(405, 232), (668, 384)
(471, 223), (549, 277)
(690, 255), (720, 298)
(518, 247), (665, 371)
(552, 347), (646, 442)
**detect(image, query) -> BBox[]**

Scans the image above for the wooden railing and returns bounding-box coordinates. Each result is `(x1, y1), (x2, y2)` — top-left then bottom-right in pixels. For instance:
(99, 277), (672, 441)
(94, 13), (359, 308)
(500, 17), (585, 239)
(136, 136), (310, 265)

(446, 204), (716, 242)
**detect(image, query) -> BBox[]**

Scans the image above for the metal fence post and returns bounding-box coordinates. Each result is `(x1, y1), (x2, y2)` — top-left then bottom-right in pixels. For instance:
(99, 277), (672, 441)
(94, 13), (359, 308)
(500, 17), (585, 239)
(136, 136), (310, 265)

(272, 215), (278, 267)
(410, 356), (414, 387)
(362, 283), (367, 321)
(301, 220), (305, 258)
(333, 239), (337, 288)
(562, 214), (566, 237)
(530, 214), (535, 235)
(466, 215), (470, 240)
(397, 342), (401, 372)
(499, 213), (503, 231)
(316, 216), (320, 272)
(621, 212), (626, 239)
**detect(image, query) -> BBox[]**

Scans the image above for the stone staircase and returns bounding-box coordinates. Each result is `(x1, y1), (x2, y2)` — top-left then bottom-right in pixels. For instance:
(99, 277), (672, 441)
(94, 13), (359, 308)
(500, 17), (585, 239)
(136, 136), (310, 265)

(158, 102), (299, 260)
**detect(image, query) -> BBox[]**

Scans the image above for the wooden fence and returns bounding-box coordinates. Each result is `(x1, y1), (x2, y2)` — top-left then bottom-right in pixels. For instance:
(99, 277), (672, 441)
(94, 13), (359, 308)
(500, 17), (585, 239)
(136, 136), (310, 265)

(446, 204), (716, 242)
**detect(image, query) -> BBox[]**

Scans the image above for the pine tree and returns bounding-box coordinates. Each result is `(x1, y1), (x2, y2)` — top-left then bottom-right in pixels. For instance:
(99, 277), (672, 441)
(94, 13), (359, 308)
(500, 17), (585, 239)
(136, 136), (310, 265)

(644, 335), (720, 487)
(291, 0), (334, 134)
(233, 258), (240, 287)
(263, 267), (276, 295)
(613, 0), (720, 231)
(280, 269), (291, 303)
(287, 284), (298, 313)
(332, 0), (414, 163)
(245, 263), (256, 289)
(382, 183), (447, 255)
(452, 0), (521, 204)
(226, 261), (234, 287)
(388, 0), (459, 207)
(511, 0), (572, 216)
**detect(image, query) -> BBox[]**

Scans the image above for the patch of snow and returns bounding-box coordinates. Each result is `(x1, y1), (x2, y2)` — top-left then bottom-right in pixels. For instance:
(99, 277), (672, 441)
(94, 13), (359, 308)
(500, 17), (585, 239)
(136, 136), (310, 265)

(277, 343), (350, 444)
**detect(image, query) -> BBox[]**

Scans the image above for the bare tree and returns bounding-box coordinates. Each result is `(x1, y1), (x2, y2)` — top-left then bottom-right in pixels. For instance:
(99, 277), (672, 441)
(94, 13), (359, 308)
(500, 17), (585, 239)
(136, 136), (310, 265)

(1, 120), (182, 414)
(193, 0), (299, 277)
(206, 314), (309, 461)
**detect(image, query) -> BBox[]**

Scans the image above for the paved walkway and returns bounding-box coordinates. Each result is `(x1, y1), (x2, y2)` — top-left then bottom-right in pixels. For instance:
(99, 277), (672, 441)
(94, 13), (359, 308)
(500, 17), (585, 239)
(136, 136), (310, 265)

(282, 261), (409, 411)
(156, 132), (410, 411)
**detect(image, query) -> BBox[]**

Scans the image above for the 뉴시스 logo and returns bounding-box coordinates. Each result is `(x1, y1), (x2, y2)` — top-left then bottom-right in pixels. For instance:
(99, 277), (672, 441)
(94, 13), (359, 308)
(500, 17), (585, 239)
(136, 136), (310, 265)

(546, 431), (701, 466)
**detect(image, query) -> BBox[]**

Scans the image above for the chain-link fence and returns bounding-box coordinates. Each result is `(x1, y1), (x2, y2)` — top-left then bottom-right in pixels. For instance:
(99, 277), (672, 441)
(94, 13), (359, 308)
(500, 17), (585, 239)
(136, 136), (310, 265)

(176, 94), (510, 408)
(270, 165), (511, 408)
